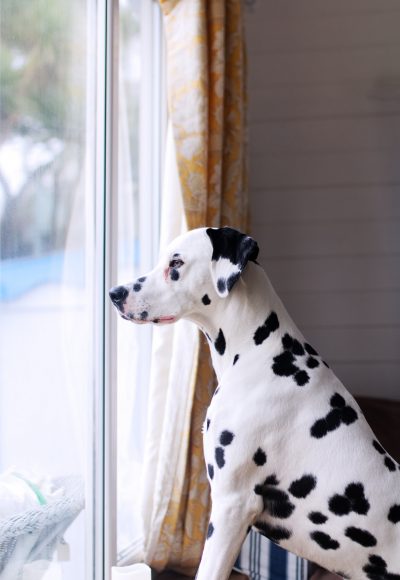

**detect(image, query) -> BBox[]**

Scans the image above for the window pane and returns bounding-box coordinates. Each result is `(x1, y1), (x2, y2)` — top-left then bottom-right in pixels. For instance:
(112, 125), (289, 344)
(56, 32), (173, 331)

(0, 0), (93, 577)
(117, 0), (144, 558)
(117, 0), (163, 559)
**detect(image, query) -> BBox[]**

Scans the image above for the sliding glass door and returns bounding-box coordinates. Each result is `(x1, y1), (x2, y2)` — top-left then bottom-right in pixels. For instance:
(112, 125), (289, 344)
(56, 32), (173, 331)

(0, 0), (164, 578)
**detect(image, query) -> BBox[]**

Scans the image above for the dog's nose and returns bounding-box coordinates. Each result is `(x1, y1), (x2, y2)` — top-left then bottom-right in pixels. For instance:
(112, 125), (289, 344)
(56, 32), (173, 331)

(109, 285), (129, 304)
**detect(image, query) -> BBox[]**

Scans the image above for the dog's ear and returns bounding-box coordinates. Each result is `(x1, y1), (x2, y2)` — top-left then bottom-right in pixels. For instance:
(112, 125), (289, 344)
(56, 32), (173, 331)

(206, 227), (259, 298)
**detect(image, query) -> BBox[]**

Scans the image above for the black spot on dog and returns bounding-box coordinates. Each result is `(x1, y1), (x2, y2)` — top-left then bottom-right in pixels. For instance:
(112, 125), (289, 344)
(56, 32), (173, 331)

(311, 394), (358, 439)
(328, 482), (370, 516)
(385, 457), (396, 472)
(346, 483), (371, 513)
(272, 351), (299, 377)
(329, 494), (351, 516)
(253, 311), (280, 345)
(341, 406), (359, 425)
(206, 418), (210, 431)
(281, 334), (304, 356)
(310, 531), (340, 550)
(306, 356), (319, 369)
(264, 474), (279, 486)
(345, 526), (377, 547)
(373, 440), (386, 455)
(133, 283), (142, 292)
(255, 482), (295, 519)
(294, 370), (310, 386)
(140, 311), (148, 320)
(202, 294), (211, 305)
(255, 520), (292, 543)
(170, 268), (180, 281)
(233, 354), (239, 365)
(330, 393), (346, 408)
(207, 464), (214, 480)
(214, 329), (226, 355)
(289, 474), (316, 498)
(220, 430), (234, 446)
(138, 276), (146, 283)
(304, 343), (318, 356)
(264, 489), (295, 519)
(388, 504), (400, 524)
(373, 439), (397, 473)
(253, 448), (267, 466)
(274, 334), (322, 387)
(282, 334), (294, 350)
(291, 339), (305, 356)
(215, 447), (225, 468)
(363, 554), (400, 580)
(207, 522), (214, 539)
(308, 512), (328, 525)
(217, 278), (226, 294)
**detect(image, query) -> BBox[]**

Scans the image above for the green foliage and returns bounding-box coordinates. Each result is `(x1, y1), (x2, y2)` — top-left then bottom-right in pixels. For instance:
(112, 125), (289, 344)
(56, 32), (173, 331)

(0, 0), (81, 140)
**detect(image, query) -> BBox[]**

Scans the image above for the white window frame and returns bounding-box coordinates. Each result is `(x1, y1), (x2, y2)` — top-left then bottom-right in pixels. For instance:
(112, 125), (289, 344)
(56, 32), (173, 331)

(88, 1), (165, 579)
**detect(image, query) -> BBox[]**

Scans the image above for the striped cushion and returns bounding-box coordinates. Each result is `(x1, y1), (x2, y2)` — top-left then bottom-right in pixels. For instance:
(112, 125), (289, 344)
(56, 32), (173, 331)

(235, 530), (309, 580)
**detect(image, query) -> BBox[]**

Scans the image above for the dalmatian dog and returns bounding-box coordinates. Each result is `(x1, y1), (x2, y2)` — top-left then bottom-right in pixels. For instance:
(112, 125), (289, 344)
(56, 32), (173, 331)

(109, 227), (400, 580)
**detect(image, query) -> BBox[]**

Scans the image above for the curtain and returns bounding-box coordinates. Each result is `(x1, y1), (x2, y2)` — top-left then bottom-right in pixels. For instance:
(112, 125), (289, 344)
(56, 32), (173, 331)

(142, 0), (249, 574)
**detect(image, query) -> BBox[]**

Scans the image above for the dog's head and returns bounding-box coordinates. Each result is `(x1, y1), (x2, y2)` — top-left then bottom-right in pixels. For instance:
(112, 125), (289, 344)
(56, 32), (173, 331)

(109, 226), (259, 325)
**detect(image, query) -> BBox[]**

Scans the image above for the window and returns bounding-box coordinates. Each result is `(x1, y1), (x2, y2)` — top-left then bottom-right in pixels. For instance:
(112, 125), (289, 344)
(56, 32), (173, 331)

(116, 0), (165, 561)
(0, 0), (164, 577)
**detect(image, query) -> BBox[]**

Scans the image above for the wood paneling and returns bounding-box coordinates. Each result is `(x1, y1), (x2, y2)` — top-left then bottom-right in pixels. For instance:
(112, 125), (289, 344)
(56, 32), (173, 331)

(245, 1), (400, 399)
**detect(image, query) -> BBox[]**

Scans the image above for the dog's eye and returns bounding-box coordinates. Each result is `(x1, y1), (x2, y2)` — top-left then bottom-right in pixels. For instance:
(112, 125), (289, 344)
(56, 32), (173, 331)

(169, 258), (184, 269)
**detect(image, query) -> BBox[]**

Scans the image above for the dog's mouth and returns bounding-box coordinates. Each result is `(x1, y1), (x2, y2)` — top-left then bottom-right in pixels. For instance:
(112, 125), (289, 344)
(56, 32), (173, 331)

(120, 313), (176, 325)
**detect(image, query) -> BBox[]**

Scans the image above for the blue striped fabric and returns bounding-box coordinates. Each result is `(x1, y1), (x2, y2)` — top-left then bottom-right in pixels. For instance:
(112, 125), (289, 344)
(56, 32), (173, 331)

(234, 530), (309, 580)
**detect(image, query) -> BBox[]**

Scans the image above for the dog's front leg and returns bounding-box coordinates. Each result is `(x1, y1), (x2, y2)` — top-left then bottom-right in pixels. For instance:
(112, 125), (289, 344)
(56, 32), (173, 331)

(195, 499), (256, 580)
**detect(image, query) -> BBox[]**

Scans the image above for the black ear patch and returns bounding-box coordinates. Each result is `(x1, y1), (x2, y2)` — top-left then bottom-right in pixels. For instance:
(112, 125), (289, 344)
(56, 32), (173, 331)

(207, 227), (259, 296)
(206, 226), (259, 266)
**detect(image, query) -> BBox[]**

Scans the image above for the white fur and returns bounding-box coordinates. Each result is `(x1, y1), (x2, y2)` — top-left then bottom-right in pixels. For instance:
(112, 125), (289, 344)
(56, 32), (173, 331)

(111, 228), (400, 580)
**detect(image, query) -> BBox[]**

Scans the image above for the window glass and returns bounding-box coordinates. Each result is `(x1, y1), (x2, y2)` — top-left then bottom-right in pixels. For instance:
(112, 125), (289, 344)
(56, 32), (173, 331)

(117, 0), (163, 559)
(0, 0), (92, 577)
(117, 0), (146, 558)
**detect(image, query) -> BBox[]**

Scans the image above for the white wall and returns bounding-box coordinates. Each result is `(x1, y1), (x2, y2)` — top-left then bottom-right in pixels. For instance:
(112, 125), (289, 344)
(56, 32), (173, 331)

(245, 0), (400, 399)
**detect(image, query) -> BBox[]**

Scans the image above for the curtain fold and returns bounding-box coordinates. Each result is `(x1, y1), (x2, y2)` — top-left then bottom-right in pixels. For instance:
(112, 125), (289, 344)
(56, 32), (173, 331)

(143, 0), (249, 574)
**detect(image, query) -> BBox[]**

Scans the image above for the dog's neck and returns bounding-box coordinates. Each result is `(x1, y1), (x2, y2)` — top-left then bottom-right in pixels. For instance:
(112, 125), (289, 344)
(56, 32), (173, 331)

(187, 262), (288, 382)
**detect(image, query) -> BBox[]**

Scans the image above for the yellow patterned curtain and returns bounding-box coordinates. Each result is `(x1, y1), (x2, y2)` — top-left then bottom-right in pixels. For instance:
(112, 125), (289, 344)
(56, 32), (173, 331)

(152, 0), (248, 574)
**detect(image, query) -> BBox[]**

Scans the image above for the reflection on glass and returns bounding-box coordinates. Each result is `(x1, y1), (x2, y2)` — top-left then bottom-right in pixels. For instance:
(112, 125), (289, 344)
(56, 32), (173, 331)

(0, 0), (90, 577)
